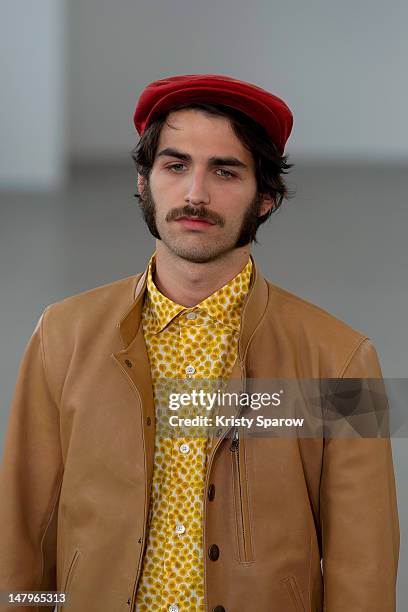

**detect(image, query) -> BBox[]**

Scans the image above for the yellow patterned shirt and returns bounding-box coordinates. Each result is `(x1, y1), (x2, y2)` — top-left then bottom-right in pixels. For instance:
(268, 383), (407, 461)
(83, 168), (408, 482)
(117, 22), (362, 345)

(134, 253), (252, 612)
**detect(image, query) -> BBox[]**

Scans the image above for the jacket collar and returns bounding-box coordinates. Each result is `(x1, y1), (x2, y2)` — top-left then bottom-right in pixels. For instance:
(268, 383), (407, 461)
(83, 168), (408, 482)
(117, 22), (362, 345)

(117, 253), (269, 362)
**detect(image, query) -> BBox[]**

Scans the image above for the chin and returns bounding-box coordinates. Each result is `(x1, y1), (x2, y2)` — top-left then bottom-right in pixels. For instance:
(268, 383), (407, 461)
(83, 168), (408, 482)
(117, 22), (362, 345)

(164, 240), (236, 264)
(173, 249), (220, 264)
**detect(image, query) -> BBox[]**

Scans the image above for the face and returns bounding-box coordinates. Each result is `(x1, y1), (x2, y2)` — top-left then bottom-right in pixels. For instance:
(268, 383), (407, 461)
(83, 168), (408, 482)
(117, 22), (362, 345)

(138, 109), (272, 263)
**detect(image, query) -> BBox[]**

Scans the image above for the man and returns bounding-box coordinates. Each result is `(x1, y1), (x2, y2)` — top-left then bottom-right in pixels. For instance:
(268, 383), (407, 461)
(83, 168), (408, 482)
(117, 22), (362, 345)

(0, 74), (399, 612)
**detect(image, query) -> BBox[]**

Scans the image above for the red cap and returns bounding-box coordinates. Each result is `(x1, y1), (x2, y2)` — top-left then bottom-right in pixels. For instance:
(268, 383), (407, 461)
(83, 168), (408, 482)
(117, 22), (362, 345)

(133, 74), (293, 154)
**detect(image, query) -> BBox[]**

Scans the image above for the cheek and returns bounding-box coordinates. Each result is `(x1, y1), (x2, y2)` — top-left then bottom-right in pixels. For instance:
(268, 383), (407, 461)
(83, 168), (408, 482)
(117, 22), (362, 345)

(147, 179), (177, 219)
(150, 172), (186, 200)
(219, 186), (256, 212)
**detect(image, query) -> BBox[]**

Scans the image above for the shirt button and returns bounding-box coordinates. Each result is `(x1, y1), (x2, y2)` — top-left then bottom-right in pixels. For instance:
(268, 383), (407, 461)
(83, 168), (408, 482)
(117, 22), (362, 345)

(179, 443), (190, 454)
(175, 523), (186, 534)
(168, 605), (179, 612)
(185, 364), (195, 375)
(186, 312), (197, 320)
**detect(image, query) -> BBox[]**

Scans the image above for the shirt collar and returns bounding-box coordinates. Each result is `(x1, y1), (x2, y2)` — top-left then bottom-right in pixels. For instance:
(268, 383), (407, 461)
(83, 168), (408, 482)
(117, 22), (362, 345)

(144, 252), (253, 334)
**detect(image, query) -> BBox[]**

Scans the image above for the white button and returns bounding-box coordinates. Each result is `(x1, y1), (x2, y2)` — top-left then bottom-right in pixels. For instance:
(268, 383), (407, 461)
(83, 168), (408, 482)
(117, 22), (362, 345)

(168, 605), (179, 612)
(179, 443), (190, 454)
(186, 312), (197, 320)
(185, 364), (195, 375)
(175, 523), (186, 534)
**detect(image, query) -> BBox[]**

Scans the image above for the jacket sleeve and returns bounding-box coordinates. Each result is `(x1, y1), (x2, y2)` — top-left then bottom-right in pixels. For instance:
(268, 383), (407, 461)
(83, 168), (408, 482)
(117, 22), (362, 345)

(0, 307), (63, 612)
(320, 338), (400, 611)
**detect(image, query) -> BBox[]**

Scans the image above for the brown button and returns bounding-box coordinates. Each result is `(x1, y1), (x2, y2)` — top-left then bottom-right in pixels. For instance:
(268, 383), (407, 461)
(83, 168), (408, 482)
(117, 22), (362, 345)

(212, 607), (225, 612)
(124, 359), (132, 368)
(208, 484), (215, 501)
(146, 416), (152, 425)
(208, 544), (220, 561)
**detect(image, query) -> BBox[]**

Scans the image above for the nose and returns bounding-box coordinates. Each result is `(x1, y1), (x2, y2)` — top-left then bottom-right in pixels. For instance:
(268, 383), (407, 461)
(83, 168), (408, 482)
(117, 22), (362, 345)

(184, 170), (210, 206)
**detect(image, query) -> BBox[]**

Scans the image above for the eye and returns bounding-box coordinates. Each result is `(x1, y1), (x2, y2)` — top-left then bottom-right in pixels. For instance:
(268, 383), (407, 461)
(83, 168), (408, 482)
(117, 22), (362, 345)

(216, 169), (235, 178)
(166, 163), (186, 172)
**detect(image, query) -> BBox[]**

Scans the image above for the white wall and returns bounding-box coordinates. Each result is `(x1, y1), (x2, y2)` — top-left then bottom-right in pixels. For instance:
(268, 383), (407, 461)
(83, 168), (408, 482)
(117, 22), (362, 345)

(2, 0), (406, 187)
(68, 0), (408, 162)
(0, 0), (67, 189)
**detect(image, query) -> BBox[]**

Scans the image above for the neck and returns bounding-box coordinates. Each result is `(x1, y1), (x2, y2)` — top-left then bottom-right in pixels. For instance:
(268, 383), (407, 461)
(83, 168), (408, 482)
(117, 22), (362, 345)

(153, 242), (252, 307)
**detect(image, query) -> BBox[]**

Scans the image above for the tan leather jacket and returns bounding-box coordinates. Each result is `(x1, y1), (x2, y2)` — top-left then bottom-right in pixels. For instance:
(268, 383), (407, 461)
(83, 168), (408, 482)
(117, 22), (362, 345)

(0, 258), (399, 611)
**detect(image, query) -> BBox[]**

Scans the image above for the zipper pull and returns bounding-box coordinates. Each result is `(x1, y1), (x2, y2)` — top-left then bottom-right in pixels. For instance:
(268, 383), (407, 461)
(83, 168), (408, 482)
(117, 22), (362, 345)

(230, 427), (239, 452)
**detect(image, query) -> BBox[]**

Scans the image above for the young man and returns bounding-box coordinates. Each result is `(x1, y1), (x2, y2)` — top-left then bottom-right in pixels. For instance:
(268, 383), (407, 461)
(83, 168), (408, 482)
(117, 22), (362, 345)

(0, 75), (399, 612)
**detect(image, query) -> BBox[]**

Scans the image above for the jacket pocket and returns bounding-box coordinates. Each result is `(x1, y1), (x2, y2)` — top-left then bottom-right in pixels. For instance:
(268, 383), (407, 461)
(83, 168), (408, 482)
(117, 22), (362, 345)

(282, 575), (306, 612)
(59, 549), (80, 611)
(230, 427), (254, 563)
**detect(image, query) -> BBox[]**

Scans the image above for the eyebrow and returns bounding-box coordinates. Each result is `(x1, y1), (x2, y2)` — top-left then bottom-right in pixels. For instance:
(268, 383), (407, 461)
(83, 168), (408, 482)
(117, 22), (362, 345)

(156, 147), (248, 169)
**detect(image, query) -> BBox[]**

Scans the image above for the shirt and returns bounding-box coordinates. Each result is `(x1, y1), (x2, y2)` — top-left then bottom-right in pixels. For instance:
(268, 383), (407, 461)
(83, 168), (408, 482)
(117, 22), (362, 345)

(134, 252), (252, 612)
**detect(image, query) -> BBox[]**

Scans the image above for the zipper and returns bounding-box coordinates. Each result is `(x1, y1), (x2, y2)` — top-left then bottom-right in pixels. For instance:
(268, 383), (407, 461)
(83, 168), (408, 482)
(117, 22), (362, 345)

(230, 428), (239, 452)
(229, 427), (254, 563)
(203, 362), (246, 608)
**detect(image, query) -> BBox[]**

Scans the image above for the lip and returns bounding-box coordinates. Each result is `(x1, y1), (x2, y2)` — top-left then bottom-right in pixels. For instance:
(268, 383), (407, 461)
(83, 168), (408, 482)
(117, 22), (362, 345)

(175, 217), (216, 229)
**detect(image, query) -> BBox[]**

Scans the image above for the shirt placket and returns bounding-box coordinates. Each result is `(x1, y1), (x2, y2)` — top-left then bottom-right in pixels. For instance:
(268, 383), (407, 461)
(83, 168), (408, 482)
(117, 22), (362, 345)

(161, 311), (207, 612)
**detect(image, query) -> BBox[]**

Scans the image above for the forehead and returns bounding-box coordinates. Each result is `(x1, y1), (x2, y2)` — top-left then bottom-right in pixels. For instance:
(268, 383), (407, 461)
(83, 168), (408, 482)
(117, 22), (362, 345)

(155, 108), (253, 164)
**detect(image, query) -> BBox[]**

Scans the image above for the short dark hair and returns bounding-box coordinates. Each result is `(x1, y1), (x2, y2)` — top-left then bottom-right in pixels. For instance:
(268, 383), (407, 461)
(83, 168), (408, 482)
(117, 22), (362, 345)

(131, 102), (294, 231)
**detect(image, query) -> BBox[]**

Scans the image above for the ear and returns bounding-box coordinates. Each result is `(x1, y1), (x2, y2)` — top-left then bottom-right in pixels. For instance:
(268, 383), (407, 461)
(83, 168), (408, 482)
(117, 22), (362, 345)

(137, 173), (145, 195)
(258, 194), (275, 217)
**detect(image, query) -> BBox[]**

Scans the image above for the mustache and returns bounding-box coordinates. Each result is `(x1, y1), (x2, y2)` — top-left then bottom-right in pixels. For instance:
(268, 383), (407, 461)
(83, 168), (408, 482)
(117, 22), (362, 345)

(166, 205), (225, 227)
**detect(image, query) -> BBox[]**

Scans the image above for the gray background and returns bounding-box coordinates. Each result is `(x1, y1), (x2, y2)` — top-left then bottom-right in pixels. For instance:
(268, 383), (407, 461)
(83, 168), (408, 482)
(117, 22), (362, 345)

(1, 0), (407, 607)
